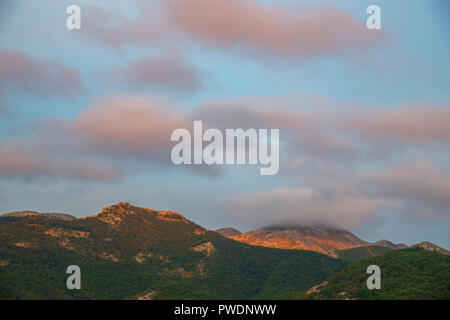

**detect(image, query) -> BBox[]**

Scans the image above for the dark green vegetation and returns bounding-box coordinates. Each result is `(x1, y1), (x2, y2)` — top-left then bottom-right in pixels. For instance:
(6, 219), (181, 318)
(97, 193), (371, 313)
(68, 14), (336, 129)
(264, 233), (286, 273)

(0, 202), (349, 300)
(334, 245), (392, 261)
(283, 248), (450, 300)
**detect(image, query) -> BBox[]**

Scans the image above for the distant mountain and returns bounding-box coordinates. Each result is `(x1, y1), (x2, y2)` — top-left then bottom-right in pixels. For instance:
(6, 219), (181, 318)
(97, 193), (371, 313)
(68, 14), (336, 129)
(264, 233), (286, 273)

(332, 245), (392, 261)
(0, 202), (348, 299)
(228, 225), (367, 255)
(411, 241), (450, 255)
(214, 227), (241, 237)
(41, 213), (77, 221)
(223, 225), (450, 260)
(293, 248), (450, 300)
(374, 240), (408, 249)
(2, 211), (40, 218)
(2, 211), (76, 221)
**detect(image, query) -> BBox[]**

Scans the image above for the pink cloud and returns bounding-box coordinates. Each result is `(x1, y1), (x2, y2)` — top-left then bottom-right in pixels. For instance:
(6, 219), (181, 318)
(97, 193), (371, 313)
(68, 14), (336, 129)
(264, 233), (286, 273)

(364, 159), (450, 216)
(194, 100), (450, 166)
(193, 100), (359, 162)
(165, 0), (386, 59)
(108, 50), (203, 92)
(0, 96), (195, 181)
(0, 49), (83, 97)
(0, 144), (119, 182)
(42, 95), (220, 177)
(83, 4), (170, 49)
(223, 159), (450, 230)
(345, 106), (450, 144)
(51, 96), (190, 161)
(83, 1), (385, 61)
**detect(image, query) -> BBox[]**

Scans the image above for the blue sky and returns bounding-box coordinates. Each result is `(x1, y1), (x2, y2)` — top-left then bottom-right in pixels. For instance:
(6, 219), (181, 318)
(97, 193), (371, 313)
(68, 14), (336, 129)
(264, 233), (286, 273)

(0, 0), (449, 247)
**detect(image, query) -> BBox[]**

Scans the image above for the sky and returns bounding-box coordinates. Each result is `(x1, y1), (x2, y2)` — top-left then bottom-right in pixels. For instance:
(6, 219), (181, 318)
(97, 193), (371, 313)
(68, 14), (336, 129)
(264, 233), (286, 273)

(0, 0), (449, 248)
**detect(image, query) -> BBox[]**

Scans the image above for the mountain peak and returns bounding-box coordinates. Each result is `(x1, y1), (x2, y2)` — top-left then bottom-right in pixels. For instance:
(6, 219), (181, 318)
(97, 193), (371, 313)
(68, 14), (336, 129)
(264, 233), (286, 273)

(374, 239), (408, 249)
(1, 210), (76, 221)
(229, 225), (367, 255)
(215, 227), (241, 237)
(263, 224), (345, 232)
(94, 202), (187, 228)
(101, 201), (133, 213)
(411, 241), (450, 255)
(1, 211), (40, 218)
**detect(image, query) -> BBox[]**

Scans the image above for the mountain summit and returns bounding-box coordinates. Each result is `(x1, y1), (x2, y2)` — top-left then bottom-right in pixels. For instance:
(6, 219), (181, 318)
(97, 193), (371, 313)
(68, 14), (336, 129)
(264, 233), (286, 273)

(411, 241), (450, 255)
(374, 239), (408, 249)
(90, 201), (187, 228)
(228, 225), (367, 255)
(214, 227), (241, 237)
(2, 211), (76, 221)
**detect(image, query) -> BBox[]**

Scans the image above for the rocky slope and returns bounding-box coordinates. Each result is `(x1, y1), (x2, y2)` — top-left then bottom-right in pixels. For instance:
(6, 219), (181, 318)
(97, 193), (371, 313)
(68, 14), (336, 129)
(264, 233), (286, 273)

(411, 241), (450, 255)
(214, 227), (241, 237)
(2, 211), (76, 221)
(374, 239), (408, 249)
(225, 226), (448, 258)
(229, 225), (368, 255)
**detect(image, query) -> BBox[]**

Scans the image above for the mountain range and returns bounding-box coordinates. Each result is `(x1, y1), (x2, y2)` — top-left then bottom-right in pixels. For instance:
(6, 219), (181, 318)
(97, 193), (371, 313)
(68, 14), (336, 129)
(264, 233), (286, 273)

(0, 202), (448, 300)
(1, 211), (76, 221)
(0, 202), (348, 299)
(219, 225), (367, 255)
(215, 225), (449, 258)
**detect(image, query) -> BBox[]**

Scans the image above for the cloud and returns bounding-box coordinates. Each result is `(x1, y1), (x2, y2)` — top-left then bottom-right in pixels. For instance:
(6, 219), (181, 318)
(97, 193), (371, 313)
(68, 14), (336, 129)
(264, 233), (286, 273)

(49, 95), (190, 163)
(363, 159), (450, 219)
(193, 100), (362, 165)
(346, 105), (450, 144)
(3, 92), (449, 194)
(49, 95), (221, 176)
(82, 0), (385, 61)
(224, 186), (386, 230)
(1, 95), (219, 180)
(191, 98), (450, 229)
(165, 0), (386, 60)
(223, 159), (450, 230)
(82, 4), (170, 49)
(0, 49), (84, 97)
(0, 144), (120, 182)
(107, 50), (204, 92)
(194, 99), (450, 167)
